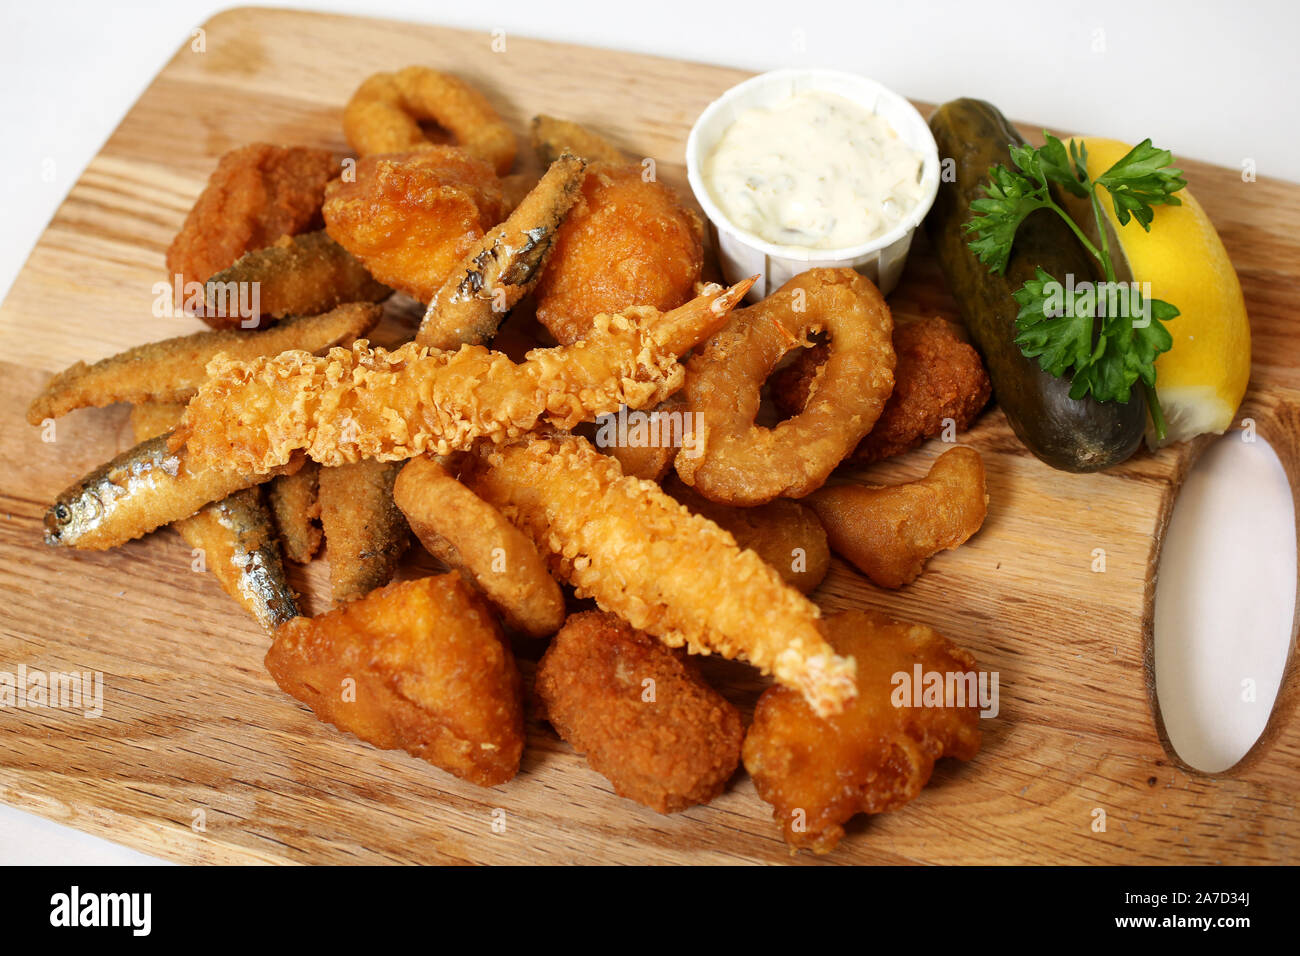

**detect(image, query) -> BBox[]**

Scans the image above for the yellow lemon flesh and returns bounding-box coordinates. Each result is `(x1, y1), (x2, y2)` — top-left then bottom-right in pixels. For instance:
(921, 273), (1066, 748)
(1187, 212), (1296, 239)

(1072, 138), (1250, 448)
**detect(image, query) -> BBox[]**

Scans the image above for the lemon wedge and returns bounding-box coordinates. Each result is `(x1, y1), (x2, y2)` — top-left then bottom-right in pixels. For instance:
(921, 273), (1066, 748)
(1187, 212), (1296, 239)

(1070, 137), (1250, 448)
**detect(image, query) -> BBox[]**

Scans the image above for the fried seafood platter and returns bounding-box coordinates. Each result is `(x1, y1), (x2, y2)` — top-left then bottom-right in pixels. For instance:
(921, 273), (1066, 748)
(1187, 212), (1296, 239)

(2, 10), (1295, 867)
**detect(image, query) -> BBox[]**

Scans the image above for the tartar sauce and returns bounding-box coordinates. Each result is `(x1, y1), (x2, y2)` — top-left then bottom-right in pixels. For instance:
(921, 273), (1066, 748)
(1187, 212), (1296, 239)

(703, 90), (925, 250)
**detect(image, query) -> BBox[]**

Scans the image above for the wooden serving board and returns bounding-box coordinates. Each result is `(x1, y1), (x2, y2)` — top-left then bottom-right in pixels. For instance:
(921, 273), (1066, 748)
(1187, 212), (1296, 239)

(1, 7), (1297, 865)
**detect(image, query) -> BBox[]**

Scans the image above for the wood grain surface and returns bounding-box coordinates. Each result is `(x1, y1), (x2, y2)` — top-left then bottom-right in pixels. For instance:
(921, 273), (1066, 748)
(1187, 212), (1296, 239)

(0, 6), (1296, 865)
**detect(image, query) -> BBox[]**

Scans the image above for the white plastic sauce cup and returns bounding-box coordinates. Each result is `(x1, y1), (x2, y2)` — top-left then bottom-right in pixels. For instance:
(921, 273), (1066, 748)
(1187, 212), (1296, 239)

(686, 68), (940, 300)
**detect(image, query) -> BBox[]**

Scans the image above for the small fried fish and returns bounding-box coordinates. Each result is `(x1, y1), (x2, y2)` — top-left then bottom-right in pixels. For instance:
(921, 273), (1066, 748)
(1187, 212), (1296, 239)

(319, 459), (410, 605)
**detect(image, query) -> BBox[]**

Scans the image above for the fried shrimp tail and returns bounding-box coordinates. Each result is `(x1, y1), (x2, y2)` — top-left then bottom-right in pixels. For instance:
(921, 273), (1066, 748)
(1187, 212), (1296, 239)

(416, 154), (586, 350)
(26, 303), (382, 425)
(394, 456), (564, 637)
(205, 232), (390, 326)
(172, 280), (752, 475)
(466, 434), (857, 716)
(319, 460), (409, 605)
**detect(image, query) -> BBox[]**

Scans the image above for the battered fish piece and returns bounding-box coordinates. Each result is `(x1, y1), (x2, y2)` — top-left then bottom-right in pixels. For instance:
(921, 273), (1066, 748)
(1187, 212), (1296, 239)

(530, 114), (627, 165)
(466, 434), (857, 716)
(743, 609), (983, 854)
(167, 144), (338, 327)
(131, 403), (298, 631)
(394, 456), (564, 638)
(27, 303), (382, 425)
(267, 462), (322, 564)
(535, 611), (743, 813)
(416, 154), (586, 349)
(172, 280), (753, 474)
(319, 459), (409, 605)
(205, 232), (390, 326)
(772, 316), (991, 465)
(267, 574), (524, 787)
(322, 147), (506, 303)
(807, 447), (988, 589)
(533, 161), (704, 345)
(667, 477), (830, 594)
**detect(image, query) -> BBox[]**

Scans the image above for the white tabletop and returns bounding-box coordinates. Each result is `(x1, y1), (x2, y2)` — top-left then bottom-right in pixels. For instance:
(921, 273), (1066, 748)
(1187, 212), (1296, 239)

(1, 0), (1295, 865)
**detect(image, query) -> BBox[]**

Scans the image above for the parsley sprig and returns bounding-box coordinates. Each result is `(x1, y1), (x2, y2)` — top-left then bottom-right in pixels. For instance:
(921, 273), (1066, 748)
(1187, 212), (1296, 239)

(963, 133), (1186, 440)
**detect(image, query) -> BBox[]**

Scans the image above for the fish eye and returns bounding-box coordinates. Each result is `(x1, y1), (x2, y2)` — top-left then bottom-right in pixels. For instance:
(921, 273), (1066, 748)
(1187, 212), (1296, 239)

(54, 503), (71, 523)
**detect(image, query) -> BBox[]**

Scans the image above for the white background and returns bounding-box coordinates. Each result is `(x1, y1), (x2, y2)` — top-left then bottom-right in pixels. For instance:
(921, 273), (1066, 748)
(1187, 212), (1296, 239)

(1, 0), (1296, 864)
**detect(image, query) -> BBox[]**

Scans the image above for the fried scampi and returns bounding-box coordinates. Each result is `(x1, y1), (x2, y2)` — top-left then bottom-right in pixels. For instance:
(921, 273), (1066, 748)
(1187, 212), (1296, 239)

(772, 316), (991, 465)
(807, 447), (988, 589)
(26, 303), (382, 425)
(532, 161), (705, 346)
(131, 402), (298, 630)
(675, 268), (895, 505)
(267, 574), (525, 787)
(394, 456), (563, 638)
(536, 611), (743, 813)
(744, 610), (982, 853)
(416, 154), (586, 350)
(666, 477), (830, 594)
(171, 280), (754, 474)
(343, 67), (517, 175)
(322, 147), (507, 303)
(266, 462), (322, 564)
(466, 434), (857, 716)
(167, 144), (338, 326)
(205, 232), (390, 326)
(319, 460), (409, 605)
(44, 432), (299, 551)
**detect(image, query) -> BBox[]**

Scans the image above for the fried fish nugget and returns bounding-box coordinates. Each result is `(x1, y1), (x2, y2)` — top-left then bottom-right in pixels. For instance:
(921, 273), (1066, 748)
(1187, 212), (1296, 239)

(319, 459), (410, 605)
(772, 316), (991, 465)
(530, 114), (627, 165)
(466, 433), (857, 716)
(27, 303), (382, 425)
(394, 455), (564, 637)
(807, 447), (988, 589)
(130, 403), (298, 631)
(343, 67), (516, 175)
(267, 574), (524, 787)
(533, 161), (704, 345)
(205, 231), (390, 326)
(535, 611), (743, 813)
(267, 461), (322, 564)
(322, 147), (506, 303)
(666, 477), (830, 594)
(743, 609), (983, 854)
(166, 143), (338, 326)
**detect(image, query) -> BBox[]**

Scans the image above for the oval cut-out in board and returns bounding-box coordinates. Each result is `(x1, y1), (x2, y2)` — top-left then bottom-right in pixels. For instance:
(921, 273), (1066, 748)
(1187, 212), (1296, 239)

(1154, 433), (1296, 773)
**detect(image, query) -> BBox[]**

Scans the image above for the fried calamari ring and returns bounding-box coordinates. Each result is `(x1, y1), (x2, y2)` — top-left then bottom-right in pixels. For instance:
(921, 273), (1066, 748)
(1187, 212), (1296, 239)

(394, 455), (564, 638)
(342, 67), (516, 176)
(322, 147), (506, 303)
(675, 268), (895, 505)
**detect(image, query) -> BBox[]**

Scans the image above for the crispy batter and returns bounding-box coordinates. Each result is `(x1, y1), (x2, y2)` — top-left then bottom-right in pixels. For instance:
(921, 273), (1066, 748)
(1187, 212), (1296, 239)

(172, 281), (753, 474)
(318, 459), (409, 605)
(743, 609), (983, 853)
(394, 455), (564, 637)
(206, 231), (390, 326)
(592, 394), (686, 482)
(807, 447), (988, 588)
(416, 155), (586, 349)
(675, 268), (896, 505)
(772, 316), (991, 464)
(466, 434), (857, 716)
(44, 432), (298, 551)
(343, 67), (517, 175)
(166, 144), (337, 327)
(267, 574), (524, 786)
(535, 611), (743, 813)
(130, 403), (298, 630)
(322, 148), (506, 302)
(533, 161), (704, 345)
(267, 462), (322, 564)
(27, 303), (382, 425)
(666, 477), (830, 594)
(530, 114), (627, 165)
